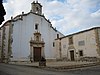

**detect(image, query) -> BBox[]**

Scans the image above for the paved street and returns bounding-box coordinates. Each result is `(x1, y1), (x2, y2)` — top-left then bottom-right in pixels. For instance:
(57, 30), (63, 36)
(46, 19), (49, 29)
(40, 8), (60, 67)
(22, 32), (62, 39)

(0, 63), (100, 75)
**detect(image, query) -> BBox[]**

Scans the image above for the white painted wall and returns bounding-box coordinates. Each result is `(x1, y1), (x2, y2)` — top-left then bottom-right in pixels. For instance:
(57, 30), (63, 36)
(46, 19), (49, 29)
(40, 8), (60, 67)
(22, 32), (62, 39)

(11, 13), (64, 61)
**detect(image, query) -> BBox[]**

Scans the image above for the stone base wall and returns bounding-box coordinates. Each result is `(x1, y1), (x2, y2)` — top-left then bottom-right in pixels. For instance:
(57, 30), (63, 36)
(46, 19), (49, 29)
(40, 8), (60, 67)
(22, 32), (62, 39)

(78, 57), (100, 62)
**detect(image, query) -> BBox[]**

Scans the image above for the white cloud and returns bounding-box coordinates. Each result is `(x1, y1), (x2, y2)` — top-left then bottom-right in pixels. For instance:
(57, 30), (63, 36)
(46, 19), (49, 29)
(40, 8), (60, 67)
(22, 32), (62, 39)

(3, 0), (100, 35)
(91, 9), (100, 18)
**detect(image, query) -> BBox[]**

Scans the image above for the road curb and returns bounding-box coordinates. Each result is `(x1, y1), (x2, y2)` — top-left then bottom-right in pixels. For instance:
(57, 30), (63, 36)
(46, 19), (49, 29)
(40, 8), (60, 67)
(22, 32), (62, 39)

(8, 62), (100, 71)
(37, 62), (100, 71)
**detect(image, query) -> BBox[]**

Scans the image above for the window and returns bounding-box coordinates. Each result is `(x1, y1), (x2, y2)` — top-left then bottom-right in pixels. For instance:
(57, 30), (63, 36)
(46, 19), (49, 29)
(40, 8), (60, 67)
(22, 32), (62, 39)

(79, 50), (83, 56)
(35, 7), (39, 13)
(53, 42), (55, 47)
(69, 36), (73, 45)
(57, 34), (59, 39)
(36, 7), (39, 11)
(35, 24), (38, 30)
(78, 40), (85, 46)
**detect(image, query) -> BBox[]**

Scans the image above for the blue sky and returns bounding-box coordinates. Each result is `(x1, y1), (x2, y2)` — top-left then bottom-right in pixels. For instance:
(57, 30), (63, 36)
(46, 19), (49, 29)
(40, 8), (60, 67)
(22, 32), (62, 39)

(3, 0), (7, 3)
(47, 0), (65, 3)
(3, 0), (100, 35)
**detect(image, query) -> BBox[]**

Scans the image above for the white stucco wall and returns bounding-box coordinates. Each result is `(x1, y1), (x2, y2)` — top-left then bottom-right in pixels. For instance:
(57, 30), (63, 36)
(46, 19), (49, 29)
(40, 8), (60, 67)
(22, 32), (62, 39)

(11, 13), (64, 61)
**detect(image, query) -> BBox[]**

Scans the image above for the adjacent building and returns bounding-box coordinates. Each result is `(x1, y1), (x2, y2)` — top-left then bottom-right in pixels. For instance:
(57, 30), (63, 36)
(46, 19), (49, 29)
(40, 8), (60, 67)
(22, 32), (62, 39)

(55, 27), (100, 61)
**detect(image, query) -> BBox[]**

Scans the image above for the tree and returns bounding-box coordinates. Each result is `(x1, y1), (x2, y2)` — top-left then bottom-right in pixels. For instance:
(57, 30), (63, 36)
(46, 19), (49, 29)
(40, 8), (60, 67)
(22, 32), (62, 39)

(0, 0), (6, 25)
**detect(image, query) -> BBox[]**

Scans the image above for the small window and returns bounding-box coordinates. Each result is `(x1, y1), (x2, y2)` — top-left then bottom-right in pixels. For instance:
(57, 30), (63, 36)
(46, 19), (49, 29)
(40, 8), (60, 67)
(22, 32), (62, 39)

(69, 36), (73, 45)
(53, 42), (55, 47)
(35, 24), (38, 30)
(57, 34), (59, 39)
(36, 7), (39, 11)
(79, 50), (83, 56)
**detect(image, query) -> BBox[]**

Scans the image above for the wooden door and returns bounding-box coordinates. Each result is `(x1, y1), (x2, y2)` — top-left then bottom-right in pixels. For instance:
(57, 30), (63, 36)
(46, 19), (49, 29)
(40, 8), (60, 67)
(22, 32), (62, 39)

(34, 47), (41, 62)
(70, 50), (75, 61)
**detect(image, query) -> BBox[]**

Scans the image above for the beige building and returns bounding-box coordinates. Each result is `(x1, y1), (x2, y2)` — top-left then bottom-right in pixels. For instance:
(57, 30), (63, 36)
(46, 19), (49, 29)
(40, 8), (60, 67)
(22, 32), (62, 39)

(55, 27), (100, 61)
(0, 20), (12, 62)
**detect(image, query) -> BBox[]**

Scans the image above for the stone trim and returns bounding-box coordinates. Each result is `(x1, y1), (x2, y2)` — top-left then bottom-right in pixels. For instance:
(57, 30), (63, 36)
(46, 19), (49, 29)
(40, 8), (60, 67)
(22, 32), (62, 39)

(30, 32), (45, 62)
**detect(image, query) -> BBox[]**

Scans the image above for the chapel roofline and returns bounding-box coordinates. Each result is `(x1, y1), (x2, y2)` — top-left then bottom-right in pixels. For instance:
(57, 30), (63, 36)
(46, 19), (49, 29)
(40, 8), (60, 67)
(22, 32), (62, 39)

(12, 11), (50, 23)
(2, 11), (64, 36)
(55, 26), (100, 40)
(0, 20), (11, 28)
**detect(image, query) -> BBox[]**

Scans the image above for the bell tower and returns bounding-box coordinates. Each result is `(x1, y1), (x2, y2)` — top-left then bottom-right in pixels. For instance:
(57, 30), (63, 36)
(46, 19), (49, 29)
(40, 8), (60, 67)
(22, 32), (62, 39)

(31, 1), (42, 15)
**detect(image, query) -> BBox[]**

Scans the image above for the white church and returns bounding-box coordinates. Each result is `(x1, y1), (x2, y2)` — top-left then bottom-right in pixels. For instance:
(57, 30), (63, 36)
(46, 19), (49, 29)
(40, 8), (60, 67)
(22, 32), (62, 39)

(0, 1), (64, 62)
(0, 1), (100, 63)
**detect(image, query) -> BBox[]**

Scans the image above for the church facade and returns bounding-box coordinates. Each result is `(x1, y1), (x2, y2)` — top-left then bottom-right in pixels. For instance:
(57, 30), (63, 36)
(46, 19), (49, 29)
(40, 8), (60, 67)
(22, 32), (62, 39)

(0, 1), (64, 62)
